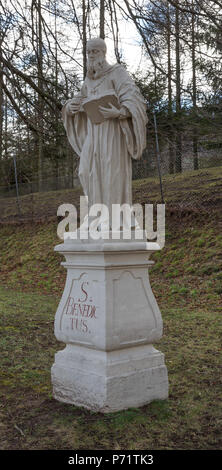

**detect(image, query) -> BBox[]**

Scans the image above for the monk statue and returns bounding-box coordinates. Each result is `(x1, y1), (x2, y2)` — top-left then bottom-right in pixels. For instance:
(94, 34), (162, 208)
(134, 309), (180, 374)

(62, 37), (148, 226)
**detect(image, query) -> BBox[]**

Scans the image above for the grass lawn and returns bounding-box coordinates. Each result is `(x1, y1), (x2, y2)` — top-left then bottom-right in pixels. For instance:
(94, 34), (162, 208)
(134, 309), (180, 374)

(0, 167), (221, 450)
(0, 282), (221, 450)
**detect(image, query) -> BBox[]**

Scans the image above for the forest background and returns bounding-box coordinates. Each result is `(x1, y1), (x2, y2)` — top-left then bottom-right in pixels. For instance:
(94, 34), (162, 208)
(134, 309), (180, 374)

(0, 0), (222, 199)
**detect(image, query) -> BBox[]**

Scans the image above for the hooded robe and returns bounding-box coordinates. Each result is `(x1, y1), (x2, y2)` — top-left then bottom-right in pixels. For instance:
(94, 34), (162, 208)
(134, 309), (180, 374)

(62, 63), (148, 220)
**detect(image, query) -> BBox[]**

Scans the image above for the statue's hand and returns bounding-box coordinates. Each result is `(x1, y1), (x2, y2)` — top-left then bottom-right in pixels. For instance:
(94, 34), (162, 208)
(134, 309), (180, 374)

(67, 98), (82, 116)
(67, 102), (80, 115)
(99, 103), (120, 120)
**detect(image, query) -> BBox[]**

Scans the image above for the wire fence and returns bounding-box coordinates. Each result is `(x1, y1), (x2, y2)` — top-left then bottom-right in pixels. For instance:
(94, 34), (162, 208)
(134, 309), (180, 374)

(0, 143), (221, 224)
(0, 175), (80, 199)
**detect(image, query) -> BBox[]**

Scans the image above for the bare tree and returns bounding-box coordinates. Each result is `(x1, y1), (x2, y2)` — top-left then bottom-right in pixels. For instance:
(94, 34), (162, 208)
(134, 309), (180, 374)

(100, 0), (105, 38)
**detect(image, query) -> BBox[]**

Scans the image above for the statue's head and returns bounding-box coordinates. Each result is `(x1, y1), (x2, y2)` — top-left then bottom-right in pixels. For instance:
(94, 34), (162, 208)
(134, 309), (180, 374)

(86, 38), (107, 79)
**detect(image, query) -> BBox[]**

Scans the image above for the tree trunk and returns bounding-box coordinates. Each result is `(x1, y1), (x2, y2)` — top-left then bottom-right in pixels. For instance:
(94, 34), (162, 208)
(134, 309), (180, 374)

(37, 0), (44, 191)
(82, 0), (87, 79)
(54, 0), (60, 188)
(175, 4), (182, 173)
(100, 0), (105, 39)
(0, 60), (3, 180)
(4, 92), (9, 186)
(167, 4), (174, 174)
(192, 1), (199, 170)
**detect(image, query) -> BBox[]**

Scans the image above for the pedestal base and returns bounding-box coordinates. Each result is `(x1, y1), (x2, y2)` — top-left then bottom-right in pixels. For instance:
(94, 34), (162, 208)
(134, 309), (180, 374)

(51, 238), (169, 412)
(51, 343), (168, 413)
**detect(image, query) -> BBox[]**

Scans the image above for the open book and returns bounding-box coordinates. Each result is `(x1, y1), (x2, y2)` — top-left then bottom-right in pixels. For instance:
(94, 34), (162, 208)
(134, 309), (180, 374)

(82, 91), (120, 124)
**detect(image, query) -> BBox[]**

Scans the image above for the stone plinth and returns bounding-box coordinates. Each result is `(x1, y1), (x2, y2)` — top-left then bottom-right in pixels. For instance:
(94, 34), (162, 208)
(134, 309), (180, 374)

(51, 237), (168, 412)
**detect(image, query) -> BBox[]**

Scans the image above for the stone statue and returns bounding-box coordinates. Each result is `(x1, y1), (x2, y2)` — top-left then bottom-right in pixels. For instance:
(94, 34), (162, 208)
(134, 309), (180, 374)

(52, 39), (168, 412)
(62, 38), (148, 220)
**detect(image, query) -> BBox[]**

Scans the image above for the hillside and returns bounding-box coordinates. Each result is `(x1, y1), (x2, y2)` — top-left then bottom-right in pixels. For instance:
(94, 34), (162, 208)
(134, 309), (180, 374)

(0, 166), (221, 450)
(0, 166), (221, 224)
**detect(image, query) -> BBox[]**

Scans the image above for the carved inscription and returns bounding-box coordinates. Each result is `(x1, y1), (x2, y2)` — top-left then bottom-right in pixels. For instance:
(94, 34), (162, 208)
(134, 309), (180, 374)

(62, 278), (98, 335)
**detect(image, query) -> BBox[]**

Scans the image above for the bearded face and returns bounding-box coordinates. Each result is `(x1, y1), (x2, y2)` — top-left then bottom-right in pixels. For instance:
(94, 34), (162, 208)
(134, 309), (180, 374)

(86, 48), (106, 79)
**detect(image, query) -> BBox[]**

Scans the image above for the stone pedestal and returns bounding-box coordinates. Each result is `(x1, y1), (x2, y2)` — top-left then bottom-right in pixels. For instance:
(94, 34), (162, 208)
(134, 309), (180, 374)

(51, 237), (168, 412)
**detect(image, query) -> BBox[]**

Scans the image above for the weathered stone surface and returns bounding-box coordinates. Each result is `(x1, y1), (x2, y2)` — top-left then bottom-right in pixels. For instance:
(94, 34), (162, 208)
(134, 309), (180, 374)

(62, 37), (148, 219)
(51, 239), (168, 411)
(52, 344), (168, 413)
